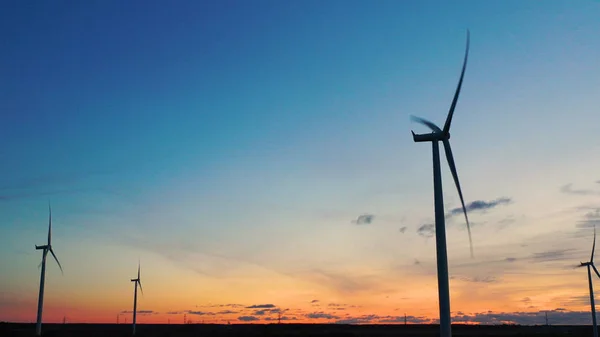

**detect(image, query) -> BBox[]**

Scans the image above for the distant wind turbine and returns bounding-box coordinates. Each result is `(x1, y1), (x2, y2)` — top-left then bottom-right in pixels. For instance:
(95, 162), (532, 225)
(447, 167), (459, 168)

(35, 203), (63, 336)
(577, 226), (600, 337)
(131, 261), (144, 336)
(409, 30), (472, 337)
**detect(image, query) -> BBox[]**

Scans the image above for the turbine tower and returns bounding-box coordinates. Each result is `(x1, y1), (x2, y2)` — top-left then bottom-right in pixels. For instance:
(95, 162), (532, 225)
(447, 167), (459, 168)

(131, 262), (144, 336)
(409, 30), (472, 337)
(577, 226), (600, 337)
(35, 204), (64, 336)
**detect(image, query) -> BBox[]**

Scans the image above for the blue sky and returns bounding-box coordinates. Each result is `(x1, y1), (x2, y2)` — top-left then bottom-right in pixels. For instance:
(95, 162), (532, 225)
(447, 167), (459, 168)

(2, 0), (600, 325)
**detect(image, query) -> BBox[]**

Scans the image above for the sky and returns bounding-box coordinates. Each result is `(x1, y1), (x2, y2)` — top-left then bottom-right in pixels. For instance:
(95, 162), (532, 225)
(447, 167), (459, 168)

(1, 0), (600, 326)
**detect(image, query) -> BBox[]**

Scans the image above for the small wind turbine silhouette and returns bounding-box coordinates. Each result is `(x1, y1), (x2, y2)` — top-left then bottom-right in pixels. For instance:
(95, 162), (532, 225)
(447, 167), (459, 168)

(35, 204), (63, 336)
(131, 261), (144, 336)
(409, 30), (471, 337)
(577, 226), (600, 337)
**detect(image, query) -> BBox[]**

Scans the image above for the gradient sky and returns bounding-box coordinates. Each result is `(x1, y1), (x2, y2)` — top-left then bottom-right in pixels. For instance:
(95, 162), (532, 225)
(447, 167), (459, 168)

(2, 0), (600, 326)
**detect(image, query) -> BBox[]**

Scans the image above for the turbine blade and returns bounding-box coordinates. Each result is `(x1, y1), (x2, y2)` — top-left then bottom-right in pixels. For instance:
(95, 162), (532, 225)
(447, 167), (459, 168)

(48, 203), (52, 246)
(592, 226), (597, 263)
(410, 115), (442, 133)
(38, 260), (43, 269)
(442, 139), (473, 258)
(49, 248), (64, 275)
(138, 280), (144, 296)
(443, 29), (470, 135)
(593, 264), (600, 279)
(137, 261), (140, 279)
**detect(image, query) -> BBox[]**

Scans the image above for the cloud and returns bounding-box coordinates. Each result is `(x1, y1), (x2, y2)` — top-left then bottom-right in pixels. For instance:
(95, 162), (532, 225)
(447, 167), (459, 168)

(446, 197), (512, 218)
(237, 316), (259, 322)
(417, 224), (435, 238)
(305, 269), (383, 295)
(188, 311), (215, 316)
(455, 276), (497, 283)
(561, 183), (600, 196)
(310, 300), (319, 303)
(452, 309), (592, 325)
(576, 208), (600, 229)
(530, 249), (577, 263)
(399, 226), (407, 233)
(120, 310), (155, 315)
(378, 314), (431, 324)
(245, 304), (276, 309)
(216, 310), (238, 314)
(306, 312), (340, 320)
(327, 303), (348, 307)
(352, 214), (374, 225)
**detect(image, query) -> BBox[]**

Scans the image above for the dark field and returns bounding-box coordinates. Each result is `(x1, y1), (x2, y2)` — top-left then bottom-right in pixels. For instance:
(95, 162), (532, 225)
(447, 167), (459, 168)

(0, 323), (596, 337)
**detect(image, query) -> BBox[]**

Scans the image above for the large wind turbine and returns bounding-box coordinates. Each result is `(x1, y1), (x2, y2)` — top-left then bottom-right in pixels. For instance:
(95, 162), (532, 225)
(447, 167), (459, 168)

(35, 204), (64, 336)
(409, 30), (472, 337)
(131, 262), (144, 336)
(578, 226), (600, 337)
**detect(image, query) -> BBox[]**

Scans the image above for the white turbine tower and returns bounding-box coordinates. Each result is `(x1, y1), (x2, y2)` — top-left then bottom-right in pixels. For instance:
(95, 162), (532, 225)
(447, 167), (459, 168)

(577, 226), (600, 337)
(35, 204), (63, 336)
(131, 262), (144, 336)
(409, 30), (472, 337)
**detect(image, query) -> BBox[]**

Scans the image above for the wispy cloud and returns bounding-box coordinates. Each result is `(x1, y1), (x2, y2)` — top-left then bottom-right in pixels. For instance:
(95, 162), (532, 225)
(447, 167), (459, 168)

(530, 249), (577, 263)
(446, 197), (512, 218)
(453, 309), (591, 325)
(561, 183), (600, 196)
(188, 311), (216, 316)
(305, 269), (384, 295)
(417, 224), (434, 238)
(245, 304), (276, 309)
(120, 310), (156, 315)
(351, 214), (374, 225)
(399, 226), (407, 233)
(306, 312), (340, 320)
(576, 208), (600, 229)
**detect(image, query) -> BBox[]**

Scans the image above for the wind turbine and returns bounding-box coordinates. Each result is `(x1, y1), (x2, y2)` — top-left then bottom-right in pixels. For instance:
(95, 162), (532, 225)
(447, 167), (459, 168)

(35, 204), (63, 336)
(131, 262), (144, 336)
(409, 30), (472, 337)
(577, 225), (600, 337)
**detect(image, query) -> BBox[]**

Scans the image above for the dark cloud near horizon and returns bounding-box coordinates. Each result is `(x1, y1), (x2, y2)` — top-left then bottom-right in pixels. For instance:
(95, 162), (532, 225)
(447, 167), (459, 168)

(453, 309), (592, 325)
(237, 315), (259, 321)
(120, 310), (155, 315)
(352, 214), (374, 225)
(447, 197), (512, 218)
(310, 300), (319, 303)
(417, 224), (435, 238)
(188, 310), (216, 316)
(561, 183), (600, 196)
(245, 304), (276, 309)
(306, 312), (340, 320)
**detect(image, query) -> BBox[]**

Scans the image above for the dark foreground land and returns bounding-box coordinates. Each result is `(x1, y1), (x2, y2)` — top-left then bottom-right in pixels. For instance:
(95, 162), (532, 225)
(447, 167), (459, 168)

(0, 323), (594, 337)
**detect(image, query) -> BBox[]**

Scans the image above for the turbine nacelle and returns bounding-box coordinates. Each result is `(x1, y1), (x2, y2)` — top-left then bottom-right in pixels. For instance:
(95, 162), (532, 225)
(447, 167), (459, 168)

(411, 129), (451, 142)
(35, 245), (48, 250)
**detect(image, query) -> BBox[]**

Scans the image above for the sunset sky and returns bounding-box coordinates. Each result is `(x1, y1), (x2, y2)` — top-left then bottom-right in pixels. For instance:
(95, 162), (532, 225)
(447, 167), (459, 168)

(2, 0), (600, 326)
